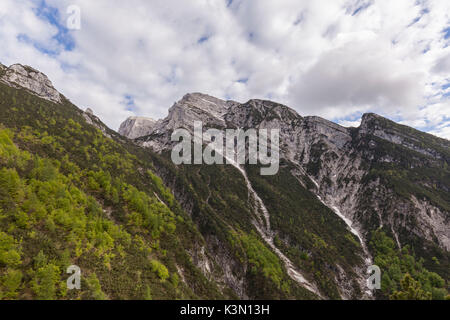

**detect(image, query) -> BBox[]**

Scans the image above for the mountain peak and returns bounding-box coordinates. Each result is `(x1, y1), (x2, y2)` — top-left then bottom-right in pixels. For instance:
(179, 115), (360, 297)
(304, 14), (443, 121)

(181, 92), (220, 101)
(359, 112), (394, 132)
(175, 92), (235, 119)
(118, 116), (157, 139)
(361, 112), (384, 123)
(358, 112), (449, 159)
(0, 63), (62, 103)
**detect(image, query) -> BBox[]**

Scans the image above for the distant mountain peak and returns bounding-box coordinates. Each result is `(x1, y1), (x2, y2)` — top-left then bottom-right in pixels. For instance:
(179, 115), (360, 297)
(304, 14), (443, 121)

(360, 112), (389, 126)
(1, 65), (448, 300)
(0, 63), (62, 103)
(174, 92), (237, 120)
(358, 111), (449, 159)
(118, 116), (157, 139)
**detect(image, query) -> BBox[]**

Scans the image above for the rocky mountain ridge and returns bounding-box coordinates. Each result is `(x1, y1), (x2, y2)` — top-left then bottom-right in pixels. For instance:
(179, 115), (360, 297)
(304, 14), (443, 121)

(119, 116), (157, 139)
(0, 62), (448, 300)
(0, 63), (62, 103)
(122, 92), (449, 263)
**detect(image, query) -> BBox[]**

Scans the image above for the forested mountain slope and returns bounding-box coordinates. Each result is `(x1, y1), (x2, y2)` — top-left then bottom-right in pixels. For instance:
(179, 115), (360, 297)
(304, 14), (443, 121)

(0, 63), (448, 300)
(128, 93), (450, 300)
(0, 63), (318, 300)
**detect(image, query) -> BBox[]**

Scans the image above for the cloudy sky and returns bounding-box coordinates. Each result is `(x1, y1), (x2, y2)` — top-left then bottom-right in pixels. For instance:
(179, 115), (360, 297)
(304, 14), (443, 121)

(0, 0), (449, 138)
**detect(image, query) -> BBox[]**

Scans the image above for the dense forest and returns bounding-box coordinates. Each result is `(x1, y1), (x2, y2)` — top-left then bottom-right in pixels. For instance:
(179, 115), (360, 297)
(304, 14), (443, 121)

(0, 82), (225, 299)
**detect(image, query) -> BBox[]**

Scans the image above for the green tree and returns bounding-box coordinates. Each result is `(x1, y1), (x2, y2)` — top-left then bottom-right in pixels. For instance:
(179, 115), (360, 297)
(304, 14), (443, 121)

(144, 285), (152, 300)
(34, 250), (47, 269)
(390, 273), (432, 300)
(170, 272), (179, 288)
(150, 260), (169, 281)
(32, 263), (60, 300)
(86, 273), (106, 300)
(2, 269), (23, 298)
(0, 232), (21, 267)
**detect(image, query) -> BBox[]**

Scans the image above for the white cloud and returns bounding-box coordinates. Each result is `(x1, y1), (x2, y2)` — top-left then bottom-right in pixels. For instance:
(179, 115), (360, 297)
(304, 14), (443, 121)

(287, 41), (426, 118)
(338, 119), (362, 128)
(432, 53), (450, 74)
(0, 0), (448, 139)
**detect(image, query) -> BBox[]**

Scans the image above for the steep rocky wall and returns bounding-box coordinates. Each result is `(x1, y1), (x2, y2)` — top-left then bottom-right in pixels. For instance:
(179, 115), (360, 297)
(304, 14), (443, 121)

(119, 116), (157, 139)
(0, 64), (62, 103)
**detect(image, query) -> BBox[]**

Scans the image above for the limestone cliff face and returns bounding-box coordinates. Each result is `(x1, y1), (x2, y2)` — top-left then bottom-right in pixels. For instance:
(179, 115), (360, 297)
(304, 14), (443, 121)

(131, 93), (239, 152)
(2, 61), (447, 300)
(119, 93), (238, 141)
(119, 93), (449, 255)
(117, 93), (449, 299)
(358, 113), (446, 159)
(0, 64), (62, 103)
(118, 116), (157, 139)
(164, 92), (236, 129)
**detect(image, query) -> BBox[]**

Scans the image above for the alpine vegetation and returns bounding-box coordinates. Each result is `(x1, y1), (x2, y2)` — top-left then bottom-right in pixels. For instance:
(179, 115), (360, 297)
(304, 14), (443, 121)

(0, 63), (448, 301)
(171, 121), (280, 175)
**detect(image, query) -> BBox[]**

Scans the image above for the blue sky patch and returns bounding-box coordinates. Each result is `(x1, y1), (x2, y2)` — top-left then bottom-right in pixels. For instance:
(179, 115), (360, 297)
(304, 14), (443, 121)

(17, 33), (58, 56)
(335, 111), (364, 123)
(161, 65), (179, 85)
(442, 83), (450, 97)
(351, 2), (372, 16)
(443, 27), (450, 39)
(123, 95), (136, 112)
(294, 12), (305, 26)
(408, 5), (430, 26)
(32, 0), (76, 53)
(198, 35), (210, 44)
(408, 16), (422, 27)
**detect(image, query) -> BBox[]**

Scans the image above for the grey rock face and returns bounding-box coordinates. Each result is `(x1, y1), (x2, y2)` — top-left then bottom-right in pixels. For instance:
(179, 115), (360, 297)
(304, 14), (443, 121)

(125, 95), (369, 297)
(121, 92), (449, 299)
(154, 92), (239, 132)
(0, 64), (62, 103)
(118, 116), (157, 139)
(119, 93), (239, 139)
(122, 94), (449, 256)
(118, 93), (240, 151)
(82, 108), (113, 139)
(359, 113), (445, 159)
(410, 196), (449, 250)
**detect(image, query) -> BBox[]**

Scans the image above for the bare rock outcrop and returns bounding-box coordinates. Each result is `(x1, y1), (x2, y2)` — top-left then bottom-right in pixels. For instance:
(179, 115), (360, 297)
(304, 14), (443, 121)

(0, 64), (62, 103)
(118, 116), (157, 139)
